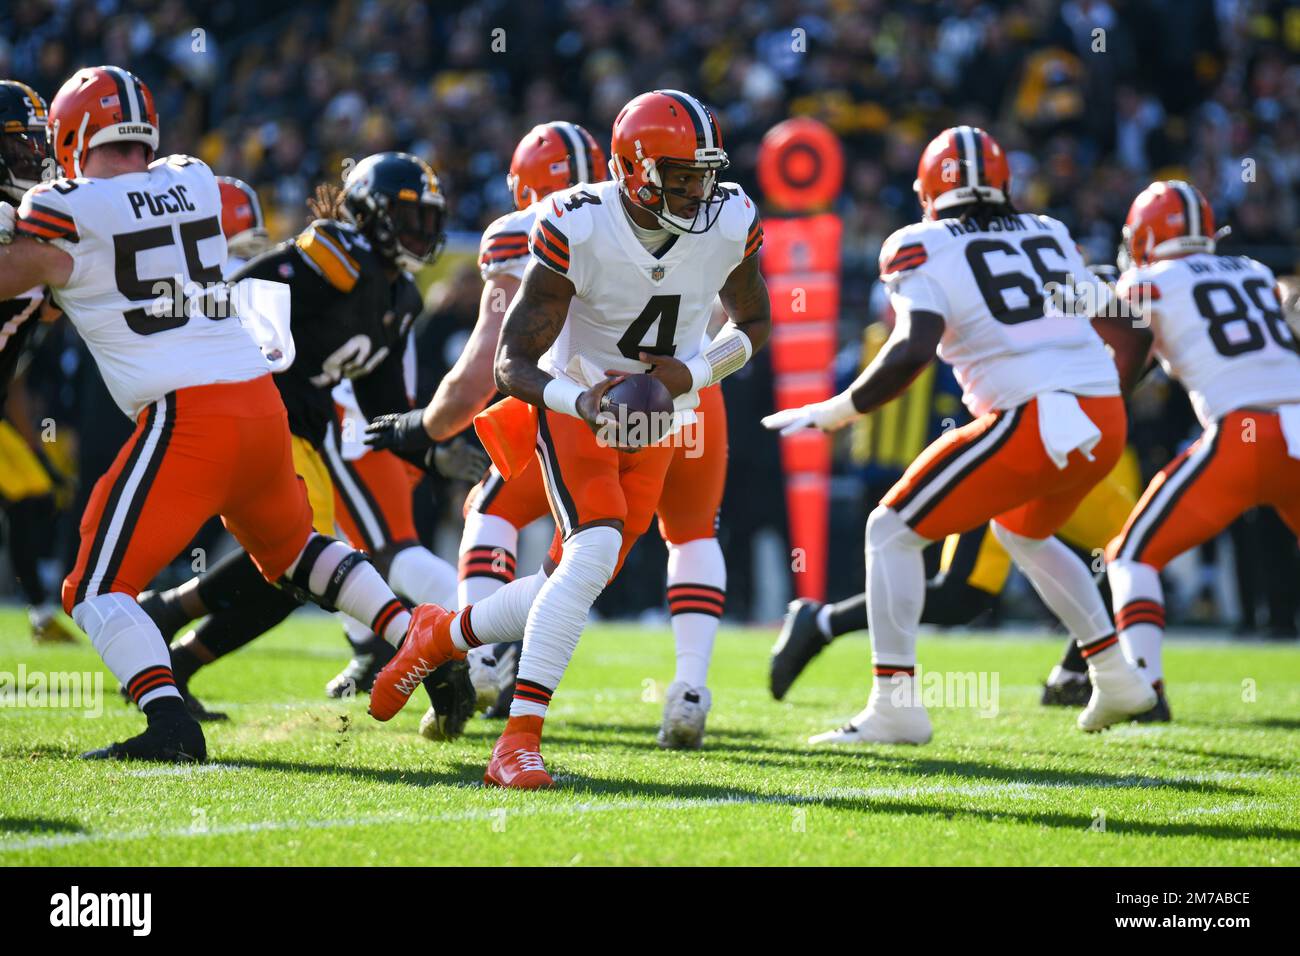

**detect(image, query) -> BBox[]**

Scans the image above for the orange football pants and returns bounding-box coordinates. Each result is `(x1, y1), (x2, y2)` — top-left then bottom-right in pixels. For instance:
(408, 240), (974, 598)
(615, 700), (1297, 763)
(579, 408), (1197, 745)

(63, 374), (313, 612)
(882, 394), (1127, 541)
(1107, 409), (1300, 569)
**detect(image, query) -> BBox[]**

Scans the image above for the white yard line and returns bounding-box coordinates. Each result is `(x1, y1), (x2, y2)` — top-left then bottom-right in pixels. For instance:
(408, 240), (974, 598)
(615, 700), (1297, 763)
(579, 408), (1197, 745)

(3, 770), (1291, 854)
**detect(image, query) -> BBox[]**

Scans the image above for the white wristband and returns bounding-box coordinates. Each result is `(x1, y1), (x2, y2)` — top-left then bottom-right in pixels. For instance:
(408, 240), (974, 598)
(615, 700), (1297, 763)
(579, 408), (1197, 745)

(542, 377), (585, 418)
(689, 323), (754, 390)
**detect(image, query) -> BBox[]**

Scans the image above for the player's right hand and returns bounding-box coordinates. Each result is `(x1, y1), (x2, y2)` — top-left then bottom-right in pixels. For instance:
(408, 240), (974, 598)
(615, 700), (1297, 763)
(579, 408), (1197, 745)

(761, 393), (859, 436)
(0, 202), (15, 245)
(365, 409), (433, 453)
(576, 374), (623, 435)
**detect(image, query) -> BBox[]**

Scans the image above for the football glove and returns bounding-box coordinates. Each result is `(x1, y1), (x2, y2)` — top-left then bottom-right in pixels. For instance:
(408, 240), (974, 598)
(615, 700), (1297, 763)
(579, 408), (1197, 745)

(432, 435), (491, 482)
(365, 408), (433, 453)
(0, 202), (15, 245)
(761, 392), (859, 436)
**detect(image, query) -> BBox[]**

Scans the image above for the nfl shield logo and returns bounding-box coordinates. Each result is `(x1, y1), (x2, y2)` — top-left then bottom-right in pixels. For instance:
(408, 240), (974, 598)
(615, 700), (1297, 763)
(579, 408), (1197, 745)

(650, 265), (665, 281)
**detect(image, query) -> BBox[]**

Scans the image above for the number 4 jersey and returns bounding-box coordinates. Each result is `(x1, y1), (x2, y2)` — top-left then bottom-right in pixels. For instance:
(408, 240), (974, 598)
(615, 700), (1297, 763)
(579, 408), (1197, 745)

(1116, 253), (1300, 426)
(879, 212), (1118, 417)
(16, 155), (268, 418)
(528, 178), (762, 413)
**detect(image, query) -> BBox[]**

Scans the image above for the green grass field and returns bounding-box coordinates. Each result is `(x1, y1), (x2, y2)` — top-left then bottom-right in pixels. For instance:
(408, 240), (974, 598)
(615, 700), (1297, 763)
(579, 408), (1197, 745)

(1, 607), (1297, 866)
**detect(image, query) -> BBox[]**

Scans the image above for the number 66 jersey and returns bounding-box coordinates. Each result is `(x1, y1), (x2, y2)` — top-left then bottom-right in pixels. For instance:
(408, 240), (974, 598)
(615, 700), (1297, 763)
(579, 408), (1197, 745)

(878, 212), (1118, 417)
(16, 155), (268, 418)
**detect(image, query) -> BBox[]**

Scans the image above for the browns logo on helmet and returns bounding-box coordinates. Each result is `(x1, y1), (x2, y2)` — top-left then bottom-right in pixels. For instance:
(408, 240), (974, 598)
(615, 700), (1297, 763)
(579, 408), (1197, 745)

(913, 125), (1011, 220)
(507, 122), (607, 211)
(608, 89), (730, 234)
(217, 175), (270, 259)
(46, 66), (158, 178)
(1122, 180), (1218, 268)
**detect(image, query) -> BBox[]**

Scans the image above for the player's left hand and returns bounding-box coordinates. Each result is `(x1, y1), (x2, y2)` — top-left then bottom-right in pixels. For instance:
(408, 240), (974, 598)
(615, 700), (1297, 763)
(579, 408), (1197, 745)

(639, 351), (693, 397)
(432, 435), (491, 482)
(365, 409), (433, 453)
(761, 393), (860, 436)
(0, 202), (15, 245)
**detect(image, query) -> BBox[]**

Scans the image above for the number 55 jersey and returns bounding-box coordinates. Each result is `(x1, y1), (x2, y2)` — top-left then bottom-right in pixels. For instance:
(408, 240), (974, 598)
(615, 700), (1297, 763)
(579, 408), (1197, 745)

(16, 155), (268, 418)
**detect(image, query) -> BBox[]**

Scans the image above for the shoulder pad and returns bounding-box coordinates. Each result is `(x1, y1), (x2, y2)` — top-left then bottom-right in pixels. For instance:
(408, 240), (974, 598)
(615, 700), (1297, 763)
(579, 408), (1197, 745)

(16, 183), (80, 244)
(295, 219), (363, 292)
(715, 182), (758, 244)
(479, 208), (533, 273)
(530, 187), (598, 276)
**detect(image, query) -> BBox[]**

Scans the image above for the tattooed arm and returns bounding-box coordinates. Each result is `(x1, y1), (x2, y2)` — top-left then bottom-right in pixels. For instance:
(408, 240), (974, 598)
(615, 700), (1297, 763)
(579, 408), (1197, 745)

(494, 258), (575, 404)
(718, 252), (772, 354)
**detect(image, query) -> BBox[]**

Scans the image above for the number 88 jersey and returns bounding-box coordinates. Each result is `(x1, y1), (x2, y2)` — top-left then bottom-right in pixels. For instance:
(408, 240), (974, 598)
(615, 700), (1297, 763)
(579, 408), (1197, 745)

(879, 212), (1119, 417)
(529, 178), (762, 414)
(1116, 253), (1300, 426)
(16, 154), (268, 418)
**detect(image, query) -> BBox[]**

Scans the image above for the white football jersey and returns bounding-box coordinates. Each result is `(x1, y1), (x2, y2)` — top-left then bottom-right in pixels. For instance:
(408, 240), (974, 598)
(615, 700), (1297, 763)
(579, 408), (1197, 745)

(880, 212), (1118, 416)
(1117, 253), (1300, 426)
(479, 204), (536, 282)
(16, 155), (267, 417)
(529, 179), (762, 412)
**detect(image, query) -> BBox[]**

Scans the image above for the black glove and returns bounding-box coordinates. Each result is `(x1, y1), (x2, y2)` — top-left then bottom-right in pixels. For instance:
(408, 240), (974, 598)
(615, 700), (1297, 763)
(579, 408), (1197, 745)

(365, 408), (433, 454)
(432, 435), (491, 482)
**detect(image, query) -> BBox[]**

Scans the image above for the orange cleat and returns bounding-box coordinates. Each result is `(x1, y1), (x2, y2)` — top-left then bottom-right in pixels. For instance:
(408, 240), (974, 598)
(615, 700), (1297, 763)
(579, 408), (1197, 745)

(484, 716), (554, 789)
(368, 604), (463, 721)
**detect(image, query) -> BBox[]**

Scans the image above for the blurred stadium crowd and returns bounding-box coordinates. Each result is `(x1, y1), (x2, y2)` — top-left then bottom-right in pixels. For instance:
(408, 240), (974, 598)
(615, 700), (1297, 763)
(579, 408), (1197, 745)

(2, 0), (1299, 633)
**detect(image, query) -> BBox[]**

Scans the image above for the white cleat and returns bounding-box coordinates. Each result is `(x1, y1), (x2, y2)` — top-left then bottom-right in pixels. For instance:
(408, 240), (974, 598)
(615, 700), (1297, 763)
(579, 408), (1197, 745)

(810, 692), (932, 746)
(657, 681), (712, 750)
(466, 643), (518, 712)
(1078, 653), (1158, 732)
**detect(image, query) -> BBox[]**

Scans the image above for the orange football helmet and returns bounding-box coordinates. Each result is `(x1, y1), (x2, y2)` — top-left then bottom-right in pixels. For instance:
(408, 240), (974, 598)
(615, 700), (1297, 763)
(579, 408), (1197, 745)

(608, 89), (729, 234)
(217, 176), (270, 259)
(1123, 180), (1216, 267)
(507, 122), (607, 210)
(913, 125), (1010, 219)
(47, 66), (158, 178)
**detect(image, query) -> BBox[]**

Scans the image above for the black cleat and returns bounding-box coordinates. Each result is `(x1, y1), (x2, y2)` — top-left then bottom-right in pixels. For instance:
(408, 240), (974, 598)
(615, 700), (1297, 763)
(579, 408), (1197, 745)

(1040, 675), (1093, 707)
(418, 660), (476, 740)
(326, 635), (397, 698)
(118, 679), (227, 721)
(770, 599), (830, 700)
(82, 715), (207, 763)
(1133, 681), (1172, 723)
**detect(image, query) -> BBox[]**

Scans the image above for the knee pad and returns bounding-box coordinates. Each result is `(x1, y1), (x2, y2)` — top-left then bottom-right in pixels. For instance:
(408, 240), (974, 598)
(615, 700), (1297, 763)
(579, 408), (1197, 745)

(866, 507), (926, 554)
(558, 525), (621, 595)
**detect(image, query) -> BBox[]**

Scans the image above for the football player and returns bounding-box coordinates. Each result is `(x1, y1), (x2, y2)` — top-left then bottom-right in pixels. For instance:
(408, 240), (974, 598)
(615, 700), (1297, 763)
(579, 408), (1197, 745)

(368, 120), (734, 748)
(771, 457), (1140, 705)
(0, 79), (78, 644)
(215, 175), (271, 268)
(763, 125), (1154, 745)
(1095, 180), (1300, 726)
(0, 66), (425, 762)
(135, 152), (478, 734)
(364, 90), (771, 787)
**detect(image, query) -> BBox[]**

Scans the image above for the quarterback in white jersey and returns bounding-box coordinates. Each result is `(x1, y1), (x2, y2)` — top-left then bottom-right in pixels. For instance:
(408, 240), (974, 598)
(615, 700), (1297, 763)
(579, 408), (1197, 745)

(0, 66), (419, 763)
(765, 125), (1154, 746)
(366, 91), (771, 788)
(1103, 180), (1300, 722)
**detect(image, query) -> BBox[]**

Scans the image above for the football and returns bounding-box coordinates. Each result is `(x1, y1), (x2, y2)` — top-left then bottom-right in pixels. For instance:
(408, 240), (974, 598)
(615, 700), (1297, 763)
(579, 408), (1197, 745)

(599, 373), (675, 448)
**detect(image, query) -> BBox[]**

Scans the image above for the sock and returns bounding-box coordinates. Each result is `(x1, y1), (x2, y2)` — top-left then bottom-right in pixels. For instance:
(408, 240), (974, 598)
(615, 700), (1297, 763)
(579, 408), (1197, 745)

(509, 525), (620, 718)
(458, 512), (519, 607)
(6, 497), (48, 605)
(451, 570), (548, 650)
(990, 523), (1114, 643)
(815, 603), (834, 638)
(827, 593), (867, 638)
(865, 507), (928, 672)
(665, 538), (725, 687)
(286, 534), (410, 646)
(72, 593), (181, 708)
(389, 544), (458, 607)
(1058, 636), (1087, 674)
(1108, 558), (1166, 684)
(339, 611), (377, 651)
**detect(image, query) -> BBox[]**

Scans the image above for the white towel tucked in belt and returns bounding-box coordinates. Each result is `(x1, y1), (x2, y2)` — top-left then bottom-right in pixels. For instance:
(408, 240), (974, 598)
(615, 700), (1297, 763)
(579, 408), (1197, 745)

(1037, 391), (1102, 470)
(1279, 404), (1300, 460)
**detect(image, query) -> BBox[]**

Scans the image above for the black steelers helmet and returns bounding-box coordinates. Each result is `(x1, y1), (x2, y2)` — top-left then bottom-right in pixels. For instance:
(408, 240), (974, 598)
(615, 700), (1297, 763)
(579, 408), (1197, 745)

(342, 152), (447, 271)
(0, 80), (50, 202)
